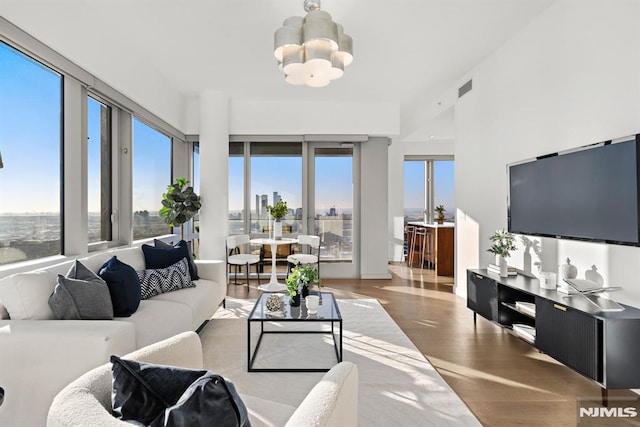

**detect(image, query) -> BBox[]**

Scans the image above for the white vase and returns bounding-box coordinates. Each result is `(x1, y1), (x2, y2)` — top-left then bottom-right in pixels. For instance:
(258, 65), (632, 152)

(306, 295), (320, 314)
(274, 220), (283, 240)
(499, 256), (508, 277)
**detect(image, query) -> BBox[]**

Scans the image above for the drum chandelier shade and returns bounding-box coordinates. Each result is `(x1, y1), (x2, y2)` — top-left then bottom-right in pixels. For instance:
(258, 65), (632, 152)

(274, 0), (353, 88)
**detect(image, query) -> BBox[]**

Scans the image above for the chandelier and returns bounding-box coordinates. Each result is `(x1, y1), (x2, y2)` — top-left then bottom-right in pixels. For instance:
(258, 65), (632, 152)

(274, 0), (353, 88)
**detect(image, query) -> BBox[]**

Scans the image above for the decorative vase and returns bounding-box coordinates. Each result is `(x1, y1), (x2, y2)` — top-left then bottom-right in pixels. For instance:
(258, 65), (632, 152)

(289, 293), (301, 307)
(301, 285), (309, 299)
(436, 217), (444, 224)
(499, 256), (508, 278)
(560, 258), (578, 280)
(274, 220), (283, 240)
(306, 295), (320, 314)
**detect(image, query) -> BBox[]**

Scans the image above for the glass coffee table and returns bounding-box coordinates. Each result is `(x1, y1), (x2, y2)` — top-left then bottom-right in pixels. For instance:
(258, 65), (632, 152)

(247, 292), (343, 372)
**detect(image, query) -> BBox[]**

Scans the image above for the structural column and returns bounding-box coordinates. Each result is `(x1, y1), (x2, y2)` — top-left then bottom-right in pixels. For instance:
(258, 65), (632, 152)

(198, 91), (229, 260)
(360, 136), (392, 279)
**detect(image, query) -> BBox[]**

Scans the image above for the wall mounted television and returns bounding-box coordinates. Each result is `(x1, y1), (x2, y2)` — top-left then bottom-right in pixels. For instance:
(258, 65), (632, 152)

(508, 135), (640, 246)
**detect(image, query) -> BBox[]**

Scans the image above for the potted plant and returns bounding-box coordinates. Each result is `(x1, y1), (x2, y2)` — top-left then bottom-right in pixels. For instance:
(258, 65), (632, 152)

(159, 177), (201, 240)
(487, 229), (516, 277)
(285, 263), (320, 307)
(435, 205), (446, 224)
(266, 200), (288, 240)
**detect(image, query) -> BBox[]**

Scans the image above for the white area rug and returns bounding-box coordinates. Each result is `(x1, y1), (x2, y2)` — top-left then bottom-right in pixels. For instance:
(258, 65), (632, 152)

(199, 298), (481, 426)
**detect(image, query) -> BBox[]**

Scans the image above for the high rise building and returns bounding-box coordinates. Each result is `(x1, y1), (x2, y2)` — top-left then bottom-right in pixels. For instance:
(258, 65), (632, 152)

(273, 191), (281, 205)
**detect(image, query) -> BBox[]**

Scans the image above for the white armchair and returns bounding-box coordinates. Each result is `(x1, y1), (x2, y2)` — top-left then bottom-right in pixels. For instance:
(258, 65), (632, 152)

(47, 332), (358, 427)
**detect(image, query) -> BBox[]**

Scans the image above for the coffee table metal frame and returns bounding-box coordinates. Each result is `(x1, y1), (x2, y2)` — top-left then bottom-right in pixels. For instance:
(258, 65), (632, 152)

(247, 292), (343, 372)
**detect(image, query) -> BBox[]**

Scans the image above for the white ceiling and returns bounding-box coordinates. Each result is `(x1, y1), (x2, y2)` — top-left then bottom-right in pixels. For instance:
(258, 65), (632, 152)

(0, 0), (555, 138)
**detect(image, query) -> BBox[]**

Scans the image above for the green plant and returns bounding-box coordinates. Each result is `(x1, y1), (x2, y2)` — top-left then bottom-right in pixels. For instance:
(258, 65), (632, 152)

(285, 263), (320, 302)
(266, 200), (288, 220)
(435, 205), (446, 220)
(487, 229), (517, 258)
(159, 178), (201, 239)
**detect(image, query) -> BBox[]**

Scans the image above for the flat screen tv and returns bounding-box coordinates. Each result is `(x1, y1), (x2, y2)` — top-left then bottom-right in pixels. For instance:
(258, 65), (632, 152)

(508, 136), (640, 245)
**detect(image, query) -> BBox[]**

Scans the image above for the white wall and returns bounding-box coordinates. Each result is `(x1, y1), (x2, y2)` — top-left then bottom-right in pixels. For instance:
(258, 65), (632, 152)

(454, 0), (640, 305)
(185, 98), (400, 137)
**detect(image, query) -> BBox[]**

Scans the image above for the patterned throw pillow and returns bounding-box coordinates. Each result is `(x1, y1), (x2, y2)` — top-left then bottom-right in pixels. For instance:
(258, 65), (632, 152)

(137, 258), (194, 300)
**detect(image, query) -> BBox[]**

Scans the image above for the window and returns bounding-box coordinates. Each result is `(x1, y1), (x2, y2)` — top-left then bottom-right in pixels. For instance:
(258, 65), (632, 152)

(229, 142), (244, 234)
(404, 158), (455, 223)
(404, 161), (426, 223)
(87, 96), (112, 243)
(132, 118), (171, 240)
(250, 142), (302, 235)
(192, 141), (200, 255)
(0, 41), (63, 265)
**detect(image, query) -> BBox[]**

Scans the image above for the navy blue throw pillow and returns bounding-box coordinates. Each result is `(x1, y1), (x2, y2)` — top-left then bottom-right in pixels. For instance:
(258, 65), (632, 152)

(111, 356), (250, 427)
(98, 256), (141, 317)
(154, 239), (199, 280)
(143, 240), (198, 280)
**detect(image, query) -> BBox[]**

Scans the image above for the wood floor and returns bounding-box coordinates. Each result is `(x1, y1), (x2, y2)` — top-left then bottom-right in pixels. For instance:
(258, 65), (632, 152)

(226, 263), (637, 426)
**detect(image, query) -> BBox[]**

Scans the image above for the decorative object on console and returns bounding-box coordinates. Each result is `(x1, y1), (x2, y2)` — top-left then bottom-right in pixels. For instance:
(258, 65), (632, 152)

(539, 271), (557, 290)
(435, 205), (446, 224)
(98, 256), (141, 317)
(487, 264), (517, 277)
(487, 229), (517, 277)
(49, 260), (114, 320)
(158, 177), (201, 240)
(560, 258), (578, 280)
(266, 200), (288, 240)
(265, 294), (283, 312)
(274, 0), (353, 88)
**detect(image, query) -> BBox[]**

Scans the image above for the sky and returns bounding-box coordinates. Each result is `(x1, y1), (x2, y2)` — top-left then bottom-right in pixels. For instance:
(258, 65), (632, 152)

(404, 160), (455, 212)
(0, 41), (61, 214)
(1, 40), (455, 217)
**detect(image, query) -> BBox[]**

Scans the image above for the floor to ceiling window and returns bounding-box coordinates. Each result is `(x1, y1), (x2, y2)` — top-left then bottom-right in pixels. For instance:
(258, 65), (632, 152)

(229, 141), (245, 234)
(404, 158), (455, 223)
(87, 96), (112, 244)
(250, 142), (302, 235)
(311, 146), (354, 261)
(228, 140), (359, 276)
(0, 41), (63, 265)
(132, 118), (172, 240)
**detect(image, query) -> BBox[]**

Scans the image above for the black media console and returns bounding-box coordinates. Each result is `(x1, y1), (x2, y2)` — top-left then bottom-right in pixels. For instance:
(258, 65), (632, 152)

(467, 269), (640, 401)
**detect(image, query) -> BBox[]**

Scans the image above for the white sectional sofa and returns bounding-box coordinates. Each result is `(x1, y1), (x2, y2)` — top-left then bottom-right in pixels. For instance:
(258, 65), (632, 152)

(0, 245), (226, 427)
(47, 332), (359, 427)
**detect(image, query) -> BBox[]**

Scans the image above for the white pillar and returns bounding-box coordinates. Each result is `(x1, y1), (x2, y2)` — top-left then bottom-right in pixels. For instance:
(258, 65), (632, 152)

(360, 137), (392, 279)
(198, 91), (229, 260)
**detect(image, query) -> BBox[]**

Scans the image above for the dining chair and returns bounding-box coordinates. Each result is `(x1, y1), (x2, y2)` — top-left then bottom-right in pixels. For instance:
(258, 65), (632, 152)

(287, 234), (321, 277)
(226, 234), (261, 287)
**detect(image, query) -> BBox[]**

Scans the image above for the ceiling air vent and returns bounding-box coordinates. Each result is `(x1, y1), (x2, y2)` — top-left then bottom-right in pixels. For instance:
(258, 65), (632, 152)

(458, 79), (473, 98)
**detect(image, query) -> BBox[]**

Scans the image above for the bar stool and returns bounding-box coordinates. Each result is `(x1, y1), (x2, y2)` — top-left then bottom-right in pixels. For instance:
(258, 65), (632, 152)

(413, 227), (428, 270)
(405, 225), (415, 265)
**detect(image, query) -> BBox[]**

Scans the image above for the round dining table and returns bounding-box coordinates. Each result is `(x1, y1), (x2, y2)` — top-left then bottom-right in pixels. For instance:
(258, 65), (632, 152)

(250, 237), (298, 292)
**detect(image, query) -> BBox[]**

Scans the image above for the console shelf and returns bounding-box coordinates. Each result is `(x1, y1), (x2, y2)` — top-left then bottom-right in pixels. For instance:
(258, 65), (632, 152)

(467, 269), (640, 392)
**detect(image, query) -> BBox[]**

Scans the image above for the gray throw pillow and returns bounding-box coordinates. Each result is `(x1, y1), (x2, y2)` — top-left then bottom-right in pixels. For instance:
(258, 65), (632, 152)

(49, 260), (114, 320)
